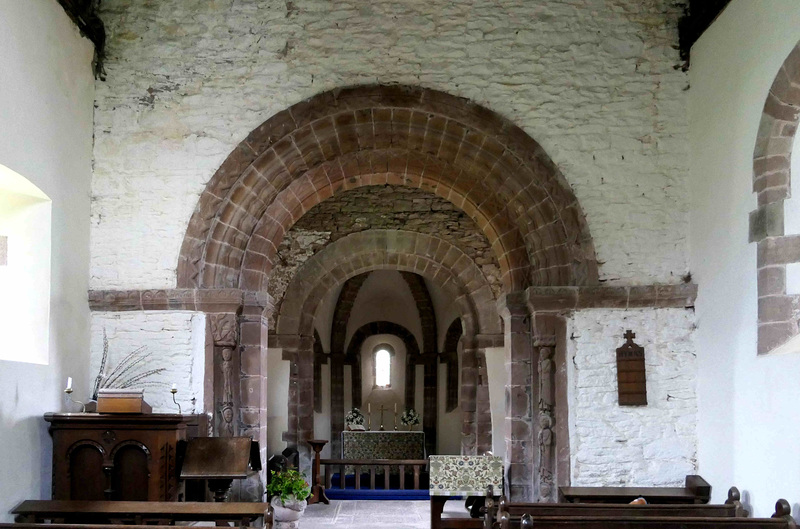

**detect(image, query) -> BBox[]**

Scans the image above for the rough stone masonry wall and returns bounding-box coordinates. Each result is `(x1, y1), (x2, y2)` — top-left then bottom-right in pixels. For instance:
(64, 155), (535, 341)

(91, 0), (690, 290)
(268, 185), (501, 327)
(90, 312), (207, 414)
(567, 308), (697, 486)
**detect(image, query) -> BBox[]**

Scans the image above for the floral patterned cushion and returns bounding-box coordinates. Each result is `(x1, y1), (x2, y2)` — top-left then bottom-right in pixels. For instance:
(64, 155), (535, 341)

(429, 455), (504, 496)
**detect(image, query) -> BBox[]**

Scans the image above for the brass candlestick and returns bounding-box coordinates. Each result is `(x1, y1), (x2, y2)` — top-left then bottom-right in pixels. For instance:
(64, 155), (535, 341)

(171, 386), (182, 414)
(64, 387), (86, 413)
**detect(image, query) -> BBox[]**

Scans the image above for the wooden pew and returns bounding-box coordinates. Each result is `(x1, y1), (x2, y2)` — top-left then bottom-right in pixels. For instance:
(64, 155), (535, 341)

(494, 498), (797, 529)
(486, 486), (746, 528)
(10, 500), (271, 528)
(559, 475), (711, 504)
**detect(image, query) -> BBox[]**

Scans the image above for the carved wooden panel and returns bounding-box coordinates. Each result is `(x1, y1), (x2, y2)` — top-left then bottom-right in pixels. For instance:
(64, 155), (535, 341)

(68, 443), (105, 500)
(616, 330), (647, 406)
(111, 443), (149, 501)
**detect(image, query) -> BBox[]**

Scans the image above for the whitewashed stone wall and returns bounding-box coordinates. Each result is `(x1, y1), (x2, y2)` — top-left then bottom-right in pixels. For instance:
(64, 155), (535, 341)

(567, 308), (697, 486)
(90, 312), (206, 413)
(91, 0), (690, 289)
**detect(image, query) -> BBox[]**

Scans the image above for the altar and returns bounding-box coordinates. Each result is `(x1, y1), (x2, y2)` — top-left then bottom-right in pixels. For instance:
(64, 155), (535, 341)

(341, 430), (426, 460)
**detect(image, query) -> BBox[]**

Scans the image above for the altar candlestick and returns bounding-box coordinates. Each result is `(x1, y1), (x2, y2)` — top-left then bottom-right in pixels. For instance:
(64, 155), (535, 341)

(66, 377), (73, 391)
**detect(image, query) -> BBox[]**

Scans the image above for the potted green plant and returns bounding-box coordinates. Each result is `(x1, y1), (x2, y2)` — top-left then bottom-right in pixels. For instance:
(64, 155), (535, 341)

(267, 469), (311, 523)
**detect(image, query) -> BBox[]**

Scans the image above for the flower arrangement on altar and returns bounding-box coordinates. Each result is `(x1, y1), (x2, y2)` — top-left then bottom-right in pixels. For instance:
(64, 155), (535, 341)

(400, 407), (420, 429)
(345, 407), (365, 426)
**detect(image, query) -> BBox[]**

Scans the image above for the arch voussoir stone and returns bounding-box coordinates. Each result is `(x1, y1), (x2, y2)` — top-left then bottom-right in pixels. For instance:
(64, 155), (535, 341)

(178, 85), (599, 293)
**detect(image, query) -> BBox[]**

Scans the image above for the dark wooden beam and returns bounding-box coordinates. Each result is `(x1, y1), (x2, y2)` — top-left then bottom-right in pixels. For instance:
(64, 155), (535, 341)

(678, 0), (732, 70)
(56, 0), (106, 79)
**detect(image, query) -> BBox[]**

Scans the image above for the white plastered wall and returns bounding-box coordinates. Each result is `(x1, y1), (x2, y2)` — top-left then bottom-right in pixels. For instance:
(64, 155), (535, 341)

(0, 0), (94, 519)
(689, 0), (800, 515)
(567, 308), (697, 486)
(89, 312), (206, 413)
(91, 0), (691, 291)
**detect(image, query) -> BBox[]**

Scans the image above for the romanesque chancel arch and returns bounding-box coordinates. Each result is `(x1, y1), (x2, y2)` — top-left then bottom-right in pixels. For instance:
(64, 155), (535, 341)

(168, 84), (607, 501)
(176, 84), (599, 293)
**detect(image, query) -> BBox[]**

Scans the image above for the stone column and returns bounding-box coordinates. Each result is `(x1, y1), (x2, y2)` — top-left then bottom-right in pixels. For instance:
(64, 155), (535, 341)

(422, 354), (437, 455)
(280, 335), (315, 473)
(236, 292), (271, 501)
(533, 337), (556, 503)
(499, 292), (534, 501)
(329, 353), (344, 457)
(475, 349), (492, 455)
(529, 312), (570, 503)
(209, 312), (240, 438)
(460, 339), (478, 455)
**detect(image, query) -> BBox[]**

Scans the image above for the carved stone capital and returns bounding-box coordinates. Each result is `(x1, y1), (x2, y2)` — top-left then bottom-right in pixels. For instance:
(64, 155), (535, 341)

(210, 313), (238, 346)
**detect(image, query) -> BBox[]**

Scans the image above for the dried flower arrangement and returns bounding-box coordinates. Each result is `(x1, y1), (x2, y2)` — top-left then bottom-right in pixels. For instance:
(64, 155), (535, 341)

(91, 330), (166, 400)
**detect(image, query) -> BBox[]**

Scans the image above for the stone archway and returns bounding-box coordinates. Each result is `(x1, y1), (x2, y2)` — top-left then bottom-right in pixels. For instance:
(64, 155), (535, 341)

(171, 84), (602, 500)
(750, 41), (800, 354)
(271, 229), (501, 465)
(176, 84), (599, 293)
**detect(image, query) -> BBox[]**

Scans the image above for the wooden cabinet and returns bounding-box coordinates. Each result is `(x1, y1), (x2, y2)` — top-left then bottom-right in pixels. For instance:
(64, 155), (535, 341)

(45, 413), (207, 502)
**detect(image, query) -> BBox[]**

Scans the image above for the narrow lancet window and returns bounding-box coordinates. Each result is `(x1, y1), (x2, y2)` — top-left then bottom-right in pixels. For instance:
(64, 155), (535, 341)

(375, 348), (391, 388)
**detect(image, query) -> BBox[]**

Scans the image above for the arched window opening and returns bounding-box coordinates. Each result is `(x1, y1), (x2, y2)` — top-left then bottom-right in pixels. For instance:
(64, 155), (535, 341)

(373, 344), (394, 389)
(0, 163), (51, 364)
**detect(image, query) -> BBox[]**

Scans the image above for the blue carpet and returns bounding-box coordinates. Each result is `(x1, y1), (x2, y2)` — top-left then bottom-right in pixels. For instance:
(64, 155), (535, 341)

(326, 488), (430, 500)
(326, 473), (430, 500)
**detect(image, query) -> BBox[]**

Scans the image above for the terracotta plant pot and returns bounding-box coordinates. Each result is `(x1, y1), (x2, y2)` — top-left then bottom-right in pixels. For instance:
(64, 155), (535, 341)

(270, 495), (307, 523)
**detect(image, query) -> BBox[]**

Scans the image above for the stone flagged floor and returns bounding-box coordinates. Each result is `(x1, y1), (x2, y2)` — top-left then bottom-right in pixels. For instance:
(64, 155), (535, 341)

(301, 500), (453, 528)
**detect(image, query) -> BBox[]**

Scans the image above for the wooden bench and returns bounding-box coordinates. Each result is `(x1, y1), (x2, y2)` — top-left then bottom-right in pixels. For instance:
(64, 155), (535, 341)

(493, 498), (796, 529)
(487, 486), (745, 528)
(10, 500), (271, 528)
(559, 475), (711, 504)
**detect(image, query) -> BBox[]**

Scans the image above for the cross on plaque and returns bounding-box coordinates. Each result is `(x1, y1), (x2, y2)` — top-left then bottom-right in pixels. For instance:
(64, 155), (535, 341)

(623, 330), (636, 344)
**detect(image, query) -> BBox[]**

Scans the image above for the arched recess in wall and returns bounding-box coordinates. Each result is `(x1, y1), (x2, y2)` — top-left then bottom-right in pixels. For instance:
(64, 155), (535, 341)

(176, 84), (599, 293)
(346, 321), (420, 415)
(750, 40), (800, 354)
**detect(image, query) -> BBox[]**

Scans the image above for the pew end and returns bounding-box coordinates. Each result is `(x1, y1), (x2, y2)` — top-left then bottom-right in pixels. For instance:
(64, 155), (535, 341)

(686, 475), (712, 503)
(773, 499), (797, 529)
(725, 486), (748, 518)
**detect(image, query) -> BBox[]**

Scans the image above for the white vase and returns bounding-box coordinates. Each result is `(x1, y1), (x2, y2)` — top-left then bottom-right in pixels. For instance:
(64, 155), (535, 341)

(271, 495), (307, 523)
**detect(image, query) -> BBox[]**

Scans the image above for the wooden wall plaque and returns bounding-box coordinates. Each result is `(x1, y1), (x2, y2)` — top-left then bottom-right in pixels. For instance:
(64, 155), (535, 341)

(616, 330), (647, 406)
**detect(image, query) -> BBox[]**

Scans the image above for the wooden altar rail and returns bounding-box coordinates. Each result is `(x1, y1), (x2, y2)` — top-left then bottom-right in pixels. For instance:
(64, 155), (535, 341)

(320, 459), (429, 490)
